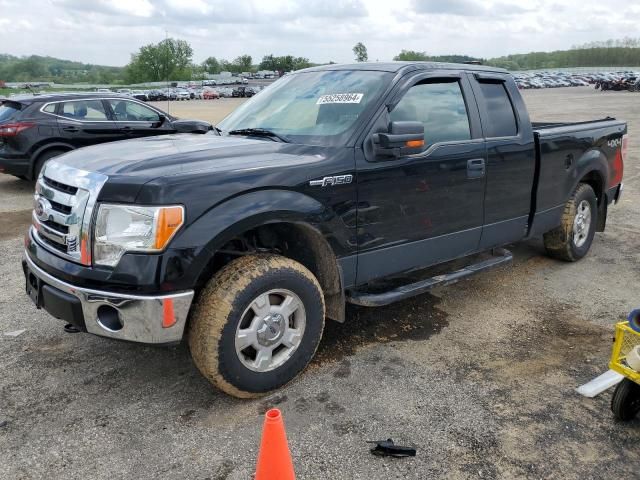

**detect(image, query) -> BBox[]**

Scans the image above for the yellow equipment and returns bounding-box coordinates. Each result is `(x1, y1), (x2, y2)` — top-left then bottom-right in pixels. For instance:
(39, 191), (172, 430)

(609, 321), (640, 420)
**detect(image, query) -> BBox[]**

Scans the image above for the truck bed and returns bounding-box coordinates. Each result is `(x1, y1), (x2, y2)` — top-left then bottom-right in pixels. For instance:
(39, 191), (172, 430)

(529, 117), (626, 236)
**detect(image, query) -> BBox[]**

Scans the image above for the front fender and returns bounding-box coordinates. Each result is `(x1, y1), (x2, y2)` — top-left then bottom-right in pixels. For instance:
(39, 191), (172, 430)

(171, 189), (347, 287)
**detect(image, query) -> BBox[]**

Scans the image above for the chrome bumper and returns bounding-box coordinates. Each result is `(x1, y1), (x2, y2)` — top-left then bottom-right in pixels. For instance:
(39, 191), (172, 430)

(24, 252), (194, 344)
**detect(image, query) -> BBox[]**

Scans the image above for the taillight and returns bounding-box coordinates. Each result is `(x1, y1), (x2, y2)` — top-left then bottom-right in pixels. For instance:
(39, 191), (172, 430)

(0, 122), (35, 137)
(609, 134), (626, 187)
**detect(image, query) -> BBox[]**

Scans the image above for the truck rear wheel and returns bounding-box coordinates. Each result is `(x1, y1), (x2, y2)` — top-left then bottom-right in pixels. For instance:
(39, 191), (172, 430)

(188, 254), (325, 398)
(543, 183), (597, 262)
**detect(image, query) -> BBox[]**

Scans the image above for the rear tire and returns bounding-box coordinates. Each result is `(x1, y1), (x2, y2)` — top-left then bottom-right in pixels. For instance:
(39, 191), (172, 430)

(188, 254), (325, 398)
(32, 148), (69, 180)
(543, 183), (597, 262)
(611, 379), (640, 421)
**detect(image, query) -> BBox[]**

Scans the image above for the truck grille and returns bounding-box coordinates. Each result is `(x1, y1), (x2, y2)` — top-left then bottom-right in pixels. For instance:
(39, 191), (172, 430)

(31, 160), (108, 265)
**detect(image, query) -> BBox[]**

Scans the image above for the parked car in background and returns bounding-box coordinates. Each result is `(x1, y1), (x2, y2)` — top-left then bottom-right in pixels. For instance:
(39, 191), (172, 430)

(175, 89), (191, 101)
(0, 92), (212, 180)
(116, 89), (132, 96)
(96, 88), (111, 93)
(131, 90), (148, 102)
(203, 89), (220, 100)
(147, 90), (167, 101)
(216, 87), (234, 97)
(232, 86), (255, 98)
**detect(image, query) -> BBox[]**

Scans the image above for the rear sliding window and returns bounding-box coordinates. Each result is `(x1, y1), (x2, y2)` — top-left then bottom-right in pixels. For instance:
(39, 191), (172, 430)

(478, 82), (518, 137)
(0, 101), (21, 122)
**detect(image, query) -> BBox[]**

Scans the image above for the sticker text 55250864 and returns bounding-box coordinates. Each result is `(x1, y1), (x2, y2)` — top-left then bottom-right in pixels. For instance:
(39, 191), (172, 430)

(316, 93), (364, 105)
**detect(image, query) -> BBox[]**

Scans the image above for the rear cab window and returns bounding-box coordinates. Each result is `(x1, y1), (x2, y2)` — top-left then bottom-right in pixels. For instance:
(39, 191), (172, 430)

(477, 82), (518, 137)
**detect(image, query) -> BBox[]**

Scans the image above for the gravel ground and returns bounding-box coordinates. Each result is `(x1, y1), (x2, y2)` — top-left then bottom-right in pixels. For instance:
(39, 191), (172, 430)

(1, 87), (640, 479)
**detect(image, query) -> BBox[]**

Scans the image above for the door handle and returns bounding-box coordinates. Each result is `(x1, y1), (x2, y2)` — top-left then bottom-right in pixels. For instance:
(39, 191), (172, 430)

(62, 126), (80, 133)
(120, 126), (133, 133)
(467, 158), (485, 179)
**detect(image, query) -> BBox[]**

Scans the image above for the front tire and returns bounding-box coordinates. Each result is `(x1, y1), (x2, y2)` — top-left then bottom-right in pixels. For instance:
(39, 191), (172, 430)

(188, 254), (325, 398)
(543, 183), (597, 262)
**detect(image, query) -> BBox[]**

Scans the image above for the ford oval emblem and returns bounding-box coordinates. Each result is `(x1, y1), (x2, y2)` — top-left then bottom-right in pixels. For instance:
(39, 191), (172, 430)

(35, 198), (51, 222)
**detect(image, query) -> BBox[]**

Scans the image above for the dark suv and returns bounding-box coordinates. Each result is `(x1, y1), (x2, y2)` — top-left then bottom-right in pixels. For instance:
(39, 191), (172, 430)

(0, 92), (211, 180)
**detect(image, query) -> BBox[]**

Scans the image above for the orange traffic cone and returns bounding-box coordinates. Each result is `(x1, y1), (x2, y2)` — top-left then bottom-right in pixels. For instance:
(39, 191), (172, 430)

(255, 408), (296, 480)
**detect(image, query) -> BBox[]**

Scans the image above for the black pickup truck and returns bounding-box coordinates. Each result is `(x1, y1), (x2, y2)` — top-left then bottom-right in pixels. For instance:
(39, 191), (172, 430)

(23, 62), (626, 397)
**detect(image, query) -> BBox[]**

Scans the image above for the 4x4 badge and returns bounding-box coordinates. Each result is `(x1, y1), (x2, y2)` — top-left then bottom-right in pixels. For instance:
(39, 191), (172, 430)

(309, 174), (353, 187)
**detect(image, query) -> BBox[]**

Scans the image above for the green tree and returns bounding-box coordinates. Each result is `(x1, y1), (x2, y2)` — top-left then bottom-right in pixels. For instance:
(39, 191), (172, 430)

(353, 42), (368, 62)
(259, 54), (277, 71)
(258, 55), (311, 73)
(125, 38), (194, 83)
(202, 56), (220, 74)
(393, 50), (429, 61)
(232, 54), (253, 73)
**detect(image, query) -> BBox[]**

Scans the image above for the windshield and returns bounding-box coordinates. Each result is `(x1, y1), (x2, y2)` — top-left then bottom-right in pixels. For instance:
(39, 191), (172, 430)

(218, 70), (391, 145)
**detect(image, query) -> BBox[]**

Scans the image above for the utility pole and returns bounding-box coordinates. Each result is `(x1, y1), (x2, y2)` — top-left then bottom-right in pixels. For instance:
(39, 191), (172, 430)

(165, 29), (170, 114)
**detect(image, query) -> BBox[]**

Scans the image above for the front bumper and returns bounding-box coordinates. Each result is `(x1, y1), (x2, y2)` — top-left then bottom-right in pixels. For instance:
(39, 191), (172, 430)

(23, 251), (194, 344)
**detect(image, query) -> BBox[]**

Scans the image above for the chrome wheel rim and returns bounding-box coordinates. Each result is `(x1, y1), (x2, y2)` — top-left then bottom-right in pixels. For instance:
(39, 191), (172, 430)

(235, 289), (306, 372)
(572, 200), (592, 248)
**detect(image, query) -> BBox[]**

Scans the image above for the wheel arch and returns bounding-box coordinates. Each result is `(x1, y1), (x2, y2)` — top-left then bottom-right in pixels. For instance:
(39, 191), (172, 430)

(573, 148), (609, 232)
(29, 142), (75, 178)
(182, 190), (348, 323)
(577, 168), (607, 232)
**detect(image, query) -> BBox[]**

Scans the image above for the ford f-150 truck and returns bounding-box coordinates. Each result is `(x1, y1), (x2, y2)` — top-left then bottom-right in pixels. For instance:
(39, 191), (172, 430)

(22, 62), (626, 398)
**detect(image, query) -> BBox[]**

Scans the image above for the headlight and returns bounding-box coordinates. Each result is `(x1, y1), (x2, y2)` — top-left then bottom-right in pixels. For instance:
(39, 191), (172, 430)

(93, 204), (184, 267)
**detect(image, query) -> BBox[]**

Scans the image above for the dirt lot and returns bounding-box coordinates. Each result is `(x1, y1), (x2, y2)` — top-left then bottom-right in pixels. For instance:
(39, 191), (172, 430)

(148, 98), (246, 125)
(1, 87), (640, 479)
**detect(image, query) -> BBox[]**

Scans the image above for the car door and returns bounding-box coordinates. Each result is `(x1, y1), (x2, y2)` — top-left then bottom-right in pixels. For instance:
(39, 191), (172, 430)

(48, 99), (120, 148)
(466, 73), (536, 249)
(355, 72), (487, 284)
(105, 99), (171, 140)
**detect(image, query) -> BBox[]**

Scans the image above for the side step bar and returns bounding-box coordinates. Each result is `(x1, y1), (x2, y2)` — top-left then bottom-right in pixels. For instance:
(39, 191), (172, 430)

(346, 248), (513, 307)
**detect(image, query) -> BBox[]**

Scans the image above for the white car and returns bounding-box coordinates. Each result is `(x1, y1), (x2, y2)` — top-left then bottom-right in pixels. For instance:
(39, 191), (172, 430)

(175, 89), (191, 101)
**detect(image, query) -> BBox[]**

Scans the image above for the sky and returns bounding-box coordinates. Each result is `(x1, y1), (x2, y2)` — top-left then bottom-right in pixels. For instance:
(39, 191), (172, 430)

(0, 0), (639, 66)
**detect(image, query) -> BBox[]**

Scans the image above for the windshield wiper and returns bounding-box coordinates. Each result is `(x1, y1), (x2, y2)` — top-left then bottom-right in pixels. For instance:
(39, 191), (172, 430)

(227, 128), (289, 143)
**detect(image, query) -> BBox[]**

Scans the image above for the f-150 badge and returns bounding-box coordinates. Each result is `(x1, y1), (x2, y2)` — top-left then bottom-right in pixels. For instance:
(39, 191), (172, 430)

(309, 175), (353, 187)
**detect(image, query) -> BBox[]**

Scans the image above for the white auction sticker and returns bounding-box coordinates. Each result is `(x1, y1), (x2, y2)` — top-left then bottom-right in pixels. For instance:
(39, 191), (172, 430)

(316, 93), (364, 105)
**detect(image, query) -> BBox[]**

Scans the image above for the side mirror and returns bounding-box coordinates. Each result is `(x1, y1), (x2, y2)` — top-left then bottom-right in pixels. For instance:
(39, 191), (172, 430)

(170, 119), (213, 134)
(153, 114), (166, 128)
(374, 121), (425, 157)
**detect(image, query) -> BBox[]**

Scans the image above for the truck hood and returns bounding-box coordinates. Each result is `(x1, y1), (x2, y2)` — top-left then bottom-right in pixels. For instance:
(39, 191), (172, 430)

(52, 133), (349, 211)
(55, 133), (297, 178)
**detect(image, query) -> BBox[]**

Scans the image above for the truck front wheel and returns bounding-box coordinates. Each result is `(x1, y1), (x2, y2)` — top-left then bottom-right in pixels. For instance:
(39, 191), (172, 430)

(543, 183), (597, 262)
(188, 254), (325, 398)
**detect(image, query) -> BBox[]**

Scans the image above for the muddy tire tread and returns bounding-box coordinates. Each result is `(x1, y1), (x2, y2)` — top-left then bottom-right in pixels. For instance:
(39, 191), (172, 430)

(188, 254), (324, 398)
(543, 183), (595, 262)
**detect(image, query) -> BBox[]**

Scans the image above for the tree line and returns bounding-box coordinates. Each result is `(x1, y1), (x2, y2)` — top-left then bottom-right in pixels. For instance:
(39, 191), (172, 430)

(3, 37), (640, 85)
(122, 38), (316, 83)
(0, 53), (123, 84)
